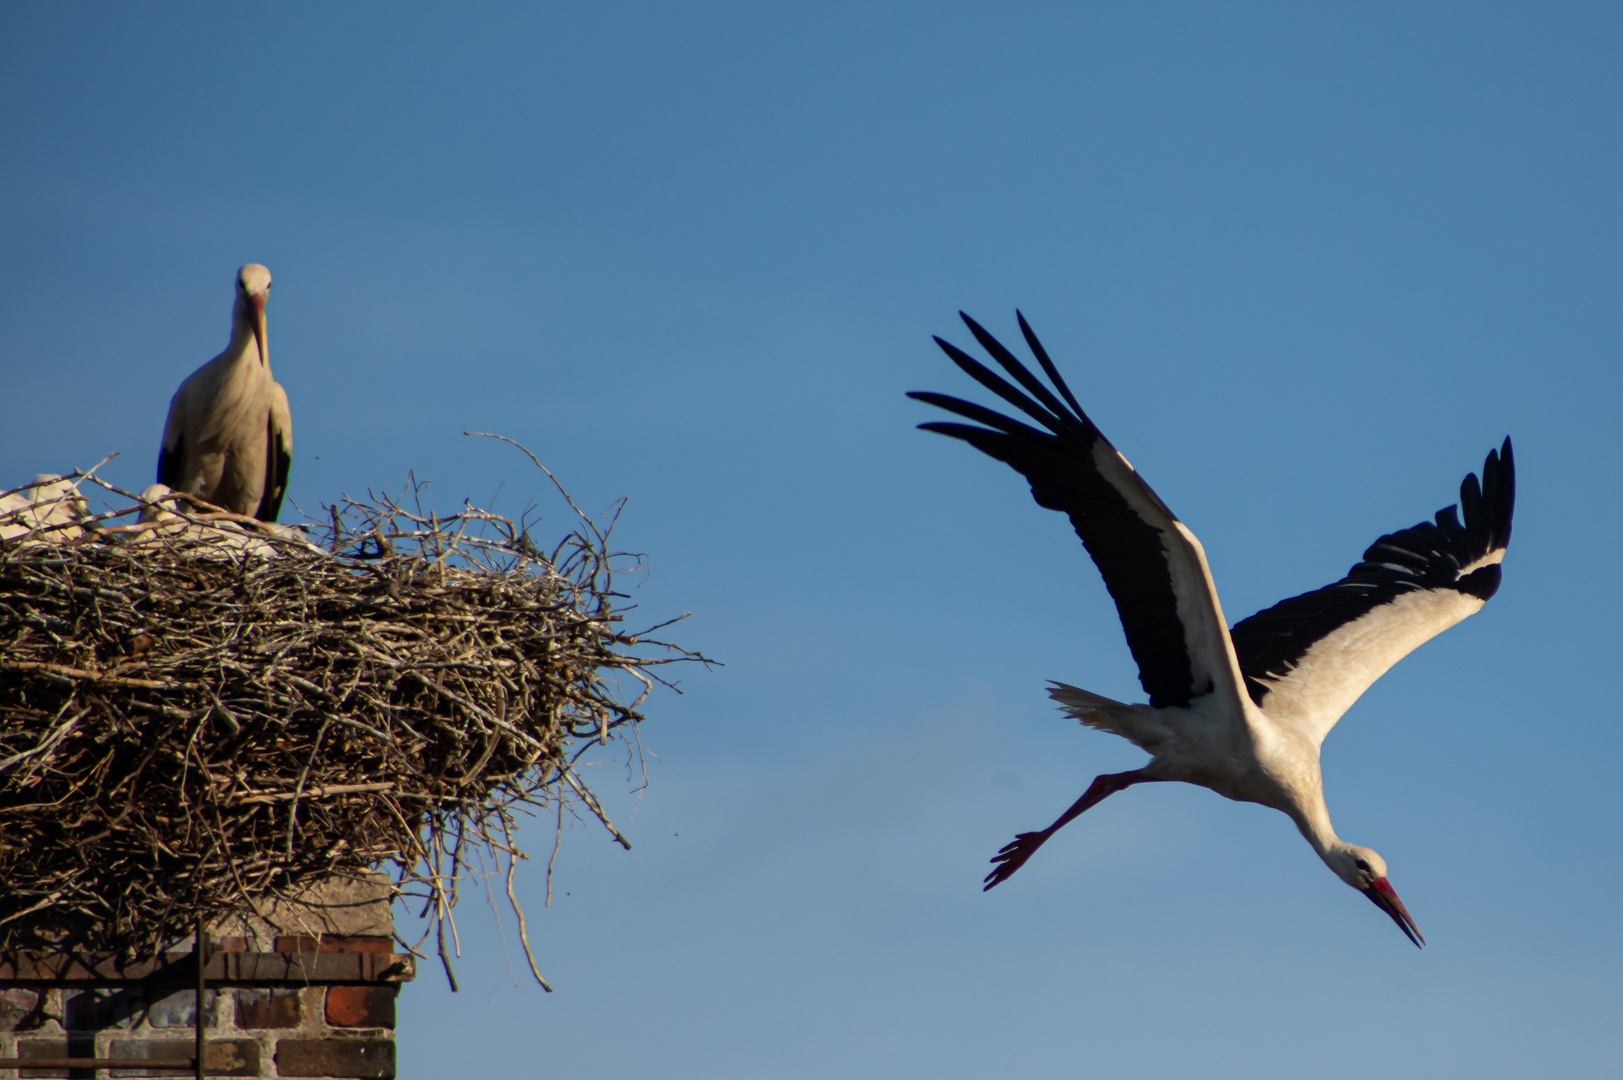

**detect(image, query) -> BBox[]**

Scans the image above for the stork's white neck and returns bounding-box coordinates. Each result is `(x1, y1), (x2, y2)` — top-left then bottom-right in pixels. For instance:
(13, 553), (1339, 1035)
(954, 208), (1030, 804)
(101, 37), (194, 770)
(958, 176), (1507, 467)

(1283, 789), (1342, 860)
(1289, 800), (1376, 889)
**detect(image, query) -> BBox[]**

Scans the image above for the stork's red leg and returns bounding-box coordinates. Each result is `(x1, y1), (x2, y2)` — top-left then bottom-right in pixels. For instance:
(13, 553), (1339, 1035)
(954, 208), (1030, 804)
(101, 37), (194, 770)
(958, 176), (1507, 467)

(983, 769), (1164, 890)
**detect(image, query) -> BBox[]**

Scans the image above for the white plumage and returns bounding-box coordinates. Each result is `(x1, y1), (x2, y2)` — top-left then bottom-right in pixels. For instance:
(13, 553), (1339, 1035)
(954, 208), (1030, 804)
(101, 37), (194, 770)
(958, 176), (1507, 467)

(158, 264), (292, 521)
(911, 312), (1515, 947)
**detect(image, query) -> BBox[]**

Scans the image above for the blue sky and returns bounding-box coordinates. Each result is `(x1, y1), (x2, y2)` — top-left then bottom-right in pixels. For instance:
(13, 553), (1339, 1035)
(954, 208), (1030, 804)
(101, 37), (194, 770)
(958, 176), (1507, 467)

(3, 3), (1621, 1077)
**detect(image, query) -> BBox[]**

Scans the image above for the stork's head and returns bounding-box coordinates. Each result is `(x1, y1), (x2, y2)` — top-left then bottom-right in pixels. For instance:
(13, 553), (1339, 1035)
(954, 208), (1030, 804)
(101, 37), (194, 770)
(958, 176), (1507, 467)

(234, 263), (272, 365)
(1327, 844), (1424, 948)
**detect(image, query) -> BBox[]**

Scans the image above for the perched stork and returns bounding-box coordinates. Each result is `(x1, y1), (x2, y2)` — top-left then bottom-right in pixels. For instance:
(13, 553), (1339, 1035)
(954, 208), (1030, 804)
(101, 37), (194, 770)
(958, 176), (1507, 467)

(910, 312), (1515, 947)
(158, 263), (292, 521)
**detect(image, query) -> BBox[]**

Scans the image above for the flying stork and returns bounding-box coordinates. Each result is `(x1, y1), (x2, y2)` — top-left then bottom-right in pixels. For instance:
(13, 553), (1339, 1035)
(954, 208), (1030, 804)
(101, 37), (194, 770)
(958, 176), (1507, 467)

(909, 312), (1515, 947)
(158, 263), (292, 521)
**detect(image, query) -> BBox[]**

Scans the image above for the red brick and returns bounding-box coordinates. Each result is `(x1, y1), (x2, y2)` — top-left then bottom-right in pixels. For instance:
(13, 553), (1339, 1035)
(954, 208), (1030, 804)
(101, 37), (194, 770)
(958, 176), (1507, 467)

(276, 1038), (394, 1078)
(236, 988), (301, 1028)
(324, 986), (395, 1028)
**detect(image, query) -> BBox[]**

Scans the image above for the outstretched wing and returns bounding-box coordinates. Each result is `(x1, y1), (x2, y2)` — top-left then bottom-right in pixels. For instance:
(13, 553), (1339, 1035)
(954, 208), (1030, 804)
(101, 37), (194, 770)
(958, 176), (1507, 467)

(909, 312), (1243, 710)
(1228, 439), (1514, 745)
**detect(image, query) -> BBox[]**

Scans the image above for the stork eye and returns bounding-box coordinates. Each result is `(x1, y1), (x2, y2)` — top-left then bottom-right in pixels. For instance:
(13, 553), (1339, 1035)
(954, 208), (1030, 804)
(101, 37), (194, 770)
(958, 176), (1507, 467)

(1354, 858), (1371, 872)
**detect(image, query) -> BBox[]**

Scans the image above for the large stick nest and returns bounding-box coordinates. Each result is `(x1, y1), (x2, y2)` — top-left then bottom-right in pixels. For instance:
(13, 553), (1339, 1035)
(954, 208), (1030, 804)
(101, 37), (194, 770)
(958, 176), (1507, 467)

(0, 440), (707, 988)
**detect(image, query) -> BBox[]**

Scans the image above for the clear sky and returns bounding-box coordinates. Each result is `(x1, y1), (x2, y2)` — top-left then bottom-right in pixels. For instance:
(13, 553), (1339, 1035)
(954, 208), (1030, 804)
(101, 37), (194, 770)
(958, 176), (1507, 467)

(3, 3), (1621, 1077)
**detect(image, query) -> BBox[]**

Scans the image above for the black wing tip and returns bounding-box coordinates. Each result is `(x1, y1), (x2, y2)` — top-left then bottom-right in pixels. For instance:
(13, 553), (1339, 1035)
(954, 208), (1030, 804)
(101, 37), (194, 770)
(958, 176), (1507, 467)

(1493, 436), (1515, 549)
(1475, 435), (1515, 551)
(1480, 436), (1513, 482)
(1234, 434), (1518, 689)
(945, 315), (1000, 358)
(1439, 436), (1516, 553)
(920, 319), (1087, 440)
(1011, 310), (1088, 421)
(963, 307), (1034, 338)
(945, 312), (1090, 435)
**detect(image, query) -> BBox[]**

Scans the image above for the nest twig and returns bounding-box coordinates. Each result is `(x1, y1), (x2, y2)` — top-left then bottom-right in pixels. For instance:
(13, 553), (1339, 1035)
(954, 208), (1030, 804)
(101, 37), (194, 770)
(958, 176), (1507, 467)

(0, 442), (709, 990)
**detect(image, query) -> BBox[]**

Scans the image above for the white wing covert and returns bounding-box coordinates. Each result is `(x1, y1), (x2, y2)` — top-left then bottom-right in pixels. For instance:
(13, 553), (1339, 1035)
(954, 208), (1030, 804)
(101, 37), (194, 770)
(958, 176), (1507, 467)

(1228, 440), (1514, 745)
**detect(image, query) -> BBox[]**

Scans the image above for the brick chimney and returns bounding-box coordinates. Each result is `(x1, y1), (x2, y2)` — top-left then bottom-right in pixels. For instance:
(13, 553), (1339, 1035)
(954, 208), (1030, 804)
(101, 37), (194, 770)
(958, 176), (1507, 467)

(0, 875), (413, 1078)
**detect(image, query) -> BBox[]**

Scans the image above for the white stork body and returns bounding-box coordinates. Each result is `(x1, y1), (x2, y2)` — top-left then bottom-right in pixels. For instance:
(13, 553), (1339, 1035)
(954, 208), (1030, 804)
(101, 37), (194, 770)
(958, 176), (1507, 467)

(911, 313), (1515, 947)
(158, 264), (292, 522)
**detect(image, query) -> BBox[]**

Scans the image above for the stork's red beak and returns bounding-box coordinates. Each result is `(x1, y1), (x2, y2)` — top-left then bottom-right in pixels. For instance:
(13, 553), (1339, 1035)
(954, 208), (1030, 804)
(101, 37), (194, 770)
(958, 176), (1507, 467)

(249, 292), (268, 366)
(1363, 876), (1424, 948)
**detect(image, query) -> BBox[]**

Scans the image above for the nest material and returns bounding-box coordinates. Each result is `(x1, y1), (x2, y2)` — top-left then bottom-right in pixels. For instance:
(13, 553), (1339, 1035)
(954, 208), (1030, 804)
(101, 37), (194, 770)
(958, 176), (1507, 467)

(0, 441), (706, 988)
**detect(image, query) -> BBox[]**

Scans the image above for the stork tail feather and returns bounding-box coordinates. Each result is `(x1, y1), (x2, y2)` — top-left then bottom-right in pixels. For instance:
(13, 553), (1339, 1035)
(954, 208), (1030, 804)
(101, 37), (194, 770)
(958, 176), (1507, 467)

(1047, 681), (1131, 733)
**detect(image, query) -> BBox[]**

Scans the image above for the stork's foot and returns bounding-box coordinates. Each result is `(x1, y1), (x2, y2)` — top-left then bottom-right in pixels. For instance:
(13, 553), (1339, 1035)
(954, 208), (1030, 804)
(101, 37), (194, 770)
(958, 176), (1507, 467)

(983, 830), (1052, 890)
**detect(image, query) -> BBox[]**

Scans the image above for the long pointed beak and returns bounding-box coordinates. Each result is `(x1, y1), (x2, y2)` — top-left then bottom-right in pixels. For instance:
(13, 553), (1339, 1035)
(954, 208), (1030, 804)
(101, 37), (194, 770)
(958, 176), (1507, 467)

(1363, 876), (1425, 948)
(250, 293), (269, 366)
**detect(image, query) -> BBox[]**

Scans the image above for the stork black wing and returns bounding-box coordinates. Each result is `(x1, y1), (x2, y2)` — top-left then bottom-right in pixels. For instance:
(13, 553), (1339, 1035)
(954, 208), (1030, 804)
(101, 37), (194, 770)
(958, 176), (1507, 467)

(1228, 439), (1514, 739)
(257, 415), (291, 523)
(157, 435), (183, 489)
(909, 312), (1238, 710)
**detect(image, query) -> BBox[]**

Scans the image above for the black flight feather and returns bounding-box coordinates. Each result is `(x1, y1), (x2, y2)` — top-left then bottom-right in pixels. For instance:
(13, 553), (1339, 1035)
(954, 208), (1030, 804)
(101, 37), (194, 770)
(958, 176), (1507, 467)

(256, 418), (291, 523)
(156, 436), (182, 489)
(1228, 438), (1514, 706)
(910, 314), (1204, 708)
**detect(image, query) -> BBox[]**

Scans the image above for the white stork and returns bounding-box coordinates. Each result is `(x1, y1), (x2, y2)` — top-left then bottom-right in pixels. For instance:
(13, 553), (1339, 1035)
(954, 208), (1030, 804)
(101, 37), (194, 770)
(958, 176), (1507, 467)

(910, 312), (1515, 947)
(158, 263), (292, 522)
